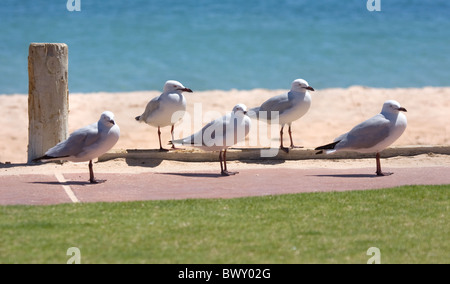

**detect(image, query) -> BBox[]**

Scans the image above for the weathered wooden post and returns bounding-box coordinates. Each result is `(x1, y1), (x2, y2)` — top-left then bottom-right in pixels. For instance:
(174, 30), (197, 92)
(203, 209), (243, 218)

(28, 43), (69, 163)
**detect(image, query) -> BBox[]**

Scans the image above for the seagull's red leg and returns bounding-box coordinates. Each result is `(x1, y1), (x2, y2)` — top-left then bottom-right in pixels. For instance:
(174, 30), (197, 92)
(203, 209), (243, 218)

(89, 160), (105, 184)
(171, 125), (176, 149)
(170, 125), (180, 150)
(376, 152), (393, 176)
(288, 124), (303, 149)
(158, 126), (168, 152)
(221, 149), (238, 176)
(280, 125), (289, 153)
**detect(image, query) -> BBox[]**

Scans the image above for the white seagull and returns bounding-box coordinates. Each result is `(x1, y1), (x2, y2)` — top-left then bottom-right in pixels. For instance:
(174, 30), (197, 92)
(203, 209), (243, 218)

(315, 100), (407, 176)
(171, 104), (251, 176)
(135, 80), (193, 151)
(33, 111), (120, 183)
(249, 78), (314, 153)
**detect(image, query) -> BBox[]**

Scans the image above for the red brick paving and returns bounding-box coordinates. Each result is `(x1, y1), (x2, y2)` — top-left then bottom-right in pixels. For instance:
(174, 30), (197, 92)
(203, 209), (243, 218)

(1, 166), (449, 205)
(0, 175), (72, 205)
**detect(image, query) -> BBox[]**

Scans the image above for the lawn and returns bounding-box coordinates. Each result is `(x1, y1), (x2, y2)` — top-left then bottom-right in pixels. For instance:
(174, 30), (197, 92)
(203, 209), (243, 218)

(0, 185), (448, 264)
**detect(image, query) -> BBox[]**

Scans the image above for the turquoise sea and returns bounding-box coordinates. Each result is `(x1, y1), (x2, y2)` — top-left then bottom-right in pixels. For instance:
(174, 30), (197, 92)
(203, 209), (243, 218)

(0, 0), (449, 94)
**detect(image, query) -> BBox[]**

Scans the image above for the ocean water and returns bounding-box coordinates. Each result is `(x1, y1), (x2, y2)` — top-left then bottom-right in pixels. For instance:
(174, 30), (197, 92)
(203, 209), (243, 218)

(0, 0), (449, 94)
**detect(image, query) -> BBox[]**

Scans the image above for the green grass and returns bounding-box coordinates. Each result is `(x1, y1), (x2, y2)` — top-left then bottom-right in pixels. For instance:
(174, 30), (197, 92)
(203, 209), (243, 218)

(0, 185), (448, 264)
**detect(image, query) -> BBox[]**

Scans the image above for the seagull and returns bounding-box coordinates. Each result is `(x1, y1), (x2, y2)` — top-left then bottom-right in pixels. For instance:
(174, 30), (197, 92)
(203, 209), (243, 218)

(315, 100), (407, 176)
(33, 111), (120, 184)
(171, 104), (251, 176)
(135, 80), (193, 151)
(249, 78), (314, 153)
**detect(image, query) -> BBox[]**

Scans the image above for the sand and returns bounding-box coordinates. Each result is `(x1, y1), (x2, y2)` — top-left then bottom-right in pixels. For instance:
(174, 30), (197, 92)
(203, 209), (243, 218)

(1, 86), (449, 166)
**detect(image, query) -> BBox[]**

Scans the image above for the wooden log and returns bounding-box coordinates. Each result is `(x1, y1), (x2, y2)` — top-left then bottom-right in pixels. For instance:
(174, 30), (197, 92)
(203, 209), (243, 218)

(98, 145), (450, 163)
(28, 43), (69, 163)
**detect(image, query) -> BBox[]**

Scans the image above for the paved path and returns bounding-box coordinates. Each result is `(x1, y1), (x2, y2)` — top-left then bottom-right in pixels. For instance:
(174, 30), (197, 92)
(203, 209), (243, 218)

(1, 166), (449, 205)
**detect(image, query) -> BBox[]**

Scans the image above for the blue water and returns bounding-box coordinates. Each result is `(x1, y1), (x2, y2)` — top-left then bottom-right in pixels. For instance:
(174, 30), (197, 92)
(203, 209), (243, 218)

(0, 0), (449, 94)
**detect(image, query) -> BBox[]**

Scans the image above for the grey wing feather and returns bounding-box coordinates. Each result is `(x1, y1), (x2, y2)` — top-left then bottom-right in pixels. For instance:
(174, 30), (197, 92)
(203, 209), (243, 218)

(173, 115), (228, 146)
(258, 93), (293, 121)
(197, 116), (227, 145)
(247, 107), (260, 119)
(207, 114), (247, 146)
(138, 96), (161, 121)
(46, 123), (100, 157)
(341, 114), (391, 149)
(333, 133), (347, 142)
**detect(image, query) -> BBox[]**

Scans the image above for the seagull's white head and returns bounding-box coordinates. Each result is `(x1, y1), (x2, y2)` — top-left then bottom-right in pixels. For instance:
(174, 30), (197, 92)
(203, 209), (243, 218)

(232, 104), (248, 117)
(381, 100), (407, 114)
(163, 80), (193, 94)
(100, 111), (116, 127)
(291, 79), (315, 93)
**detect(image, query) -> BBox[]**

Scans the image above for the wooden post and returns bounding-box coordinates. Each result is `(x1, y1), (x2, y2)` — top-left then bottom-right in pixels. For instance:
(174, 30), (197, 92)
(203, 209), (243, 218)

(28, 43), (69, 163)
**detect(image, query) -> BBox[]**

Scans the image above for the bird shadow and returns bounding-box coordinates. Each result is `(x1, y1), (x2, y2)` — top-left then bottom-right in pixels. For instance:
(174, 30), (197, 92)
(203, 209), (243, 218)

(157, 172), (224, 178)
(0, 162), (44, 169)
(240, 159), (286, 166)
(310, 174), (379, 178)
(125, 158), (163, 168)
(30, 180), (97, 186)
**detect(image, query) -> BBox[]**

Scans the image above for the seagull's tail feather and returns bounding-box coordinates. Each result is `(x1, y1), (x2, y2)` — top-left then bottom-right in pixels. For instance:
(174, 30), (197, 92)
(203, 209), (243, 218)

(170, 137), (197, 147)
(32, 155), (69, 162)
(315, 141), (340, 155)
(32, 156), (46, 163)
(135, 115), (141, 122)
(247, 107), (260, 119)
(169, 139), (184, 146)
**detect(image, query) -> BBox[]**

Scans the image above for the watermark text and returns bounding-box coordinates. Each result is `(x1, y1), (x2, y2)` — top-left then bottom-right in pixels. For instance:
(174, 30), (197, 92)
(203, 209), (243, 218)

(172, 103), (281, 157)
(367, 247), (381, 264)
(367, 0), (381, 12)
(67, 0), (81, 12)
(67, 247), (81, 264)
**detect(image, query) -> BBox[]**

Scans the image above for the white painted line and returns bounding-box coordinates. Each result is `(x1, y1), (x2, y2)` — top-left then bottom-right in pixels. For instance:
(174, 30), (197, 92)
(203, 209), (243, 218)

(54, 173), (80, 203)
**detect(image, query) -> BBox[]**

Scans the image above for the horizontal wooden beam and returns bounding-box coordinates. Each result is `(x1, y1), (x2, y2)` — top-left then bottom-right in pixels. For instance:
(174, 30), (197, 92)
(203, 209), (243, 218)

(98, 145), (450, 163)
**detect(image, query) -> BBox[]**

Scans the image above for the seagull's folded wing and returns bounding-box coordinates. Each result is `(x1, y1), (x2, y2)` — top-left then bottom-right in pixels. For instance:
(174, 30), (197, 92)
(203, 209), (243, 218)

(341, 114), (391, 150)
(139, 96), (161, 121)
(258, 94), (292, 120)
(46, 123), (100, 158)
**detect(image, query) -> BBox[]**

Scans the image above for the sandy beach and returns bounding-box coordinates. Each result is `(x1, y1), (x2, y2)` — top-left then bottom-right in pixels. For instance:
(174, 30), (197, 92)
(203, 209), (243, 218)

(1, 86), (449, 165)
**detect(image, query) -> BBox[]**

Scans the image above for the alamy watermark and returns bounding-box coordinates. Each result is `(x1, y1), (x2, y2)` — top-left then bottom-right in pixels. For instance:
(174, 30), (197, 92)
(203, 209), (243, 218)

(67, 0), (381, 12)
(67, 0), (81, 12)
(171, 104), (281, 158)
(67, 247), (81, 264)
(367, 247), (381, 264)
(65, 246), (380, 264)
(367, 0), (381, 12)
